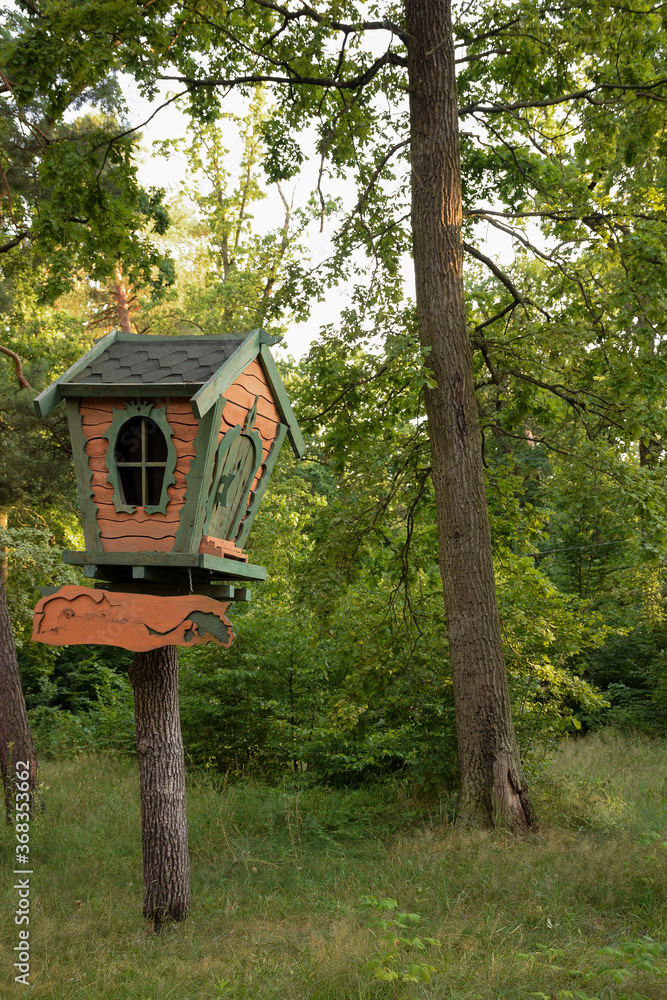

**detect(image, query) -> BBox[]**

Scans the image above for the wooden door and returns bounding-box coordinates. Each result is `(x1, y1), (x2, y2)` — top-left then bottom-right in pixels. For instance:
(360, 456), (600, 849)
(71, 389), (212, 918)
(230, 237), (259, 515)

(206, 429), (263, 543)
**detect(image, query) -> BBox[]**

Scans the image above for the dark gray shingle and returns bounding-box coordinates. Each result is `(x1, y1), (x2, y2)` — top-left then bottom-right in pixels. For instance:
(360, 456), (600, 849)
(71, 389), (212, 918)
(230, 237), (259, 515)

(71, 336), (245, 386)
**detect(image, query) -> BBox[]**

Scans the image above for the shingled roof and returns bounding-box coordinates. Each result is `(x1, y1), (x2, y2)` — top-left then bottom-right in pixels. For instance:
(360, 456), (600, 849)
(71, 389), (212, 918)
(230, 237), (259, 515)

(34, 328), (305, 459)
(70, 336), (244, 386)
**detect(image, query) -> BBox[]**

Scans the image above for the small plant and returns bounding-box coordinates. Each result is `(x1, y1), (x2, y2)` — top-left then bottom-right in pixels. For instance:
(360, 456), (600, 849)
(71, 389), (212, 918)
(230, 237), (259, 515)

(518, 936), (667, 999)
(358, 895), (440, 995)
(213, 977), (233, 997)
(596, 936), (667, 987)
(638, 829), (667, 851)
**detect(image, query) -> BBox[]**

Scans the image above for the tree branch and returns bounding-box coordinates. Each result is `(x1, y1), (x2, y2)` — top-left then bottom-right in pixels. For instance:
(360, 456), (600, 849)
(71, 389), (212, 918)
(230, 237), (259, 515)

(464, 241), (525, 302)
(17, 0), (42, 16)
(341, 139), (409, 235)
(460, 76), (667, 115)
(463, 241), (550, 320)
(0, 346), (34, 391)
(159, 50), (408, 92)
(472, 334), (504, 383)
(454, 17), (522, 48)
(505, 367), (585, 411)
(474, 301), (517, 333)
(247, 0), (409, 44)
(456, 47), (509, 64)
(465, 208), (662, 222)
(0, 232), (30, 253)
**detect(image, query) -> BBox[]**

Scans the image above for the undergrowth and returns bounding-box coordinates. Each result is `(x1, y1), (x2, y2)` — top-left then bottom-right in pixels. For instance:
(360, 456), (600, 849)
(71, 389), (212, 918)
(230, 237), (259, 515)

(0, 731), (665, 998)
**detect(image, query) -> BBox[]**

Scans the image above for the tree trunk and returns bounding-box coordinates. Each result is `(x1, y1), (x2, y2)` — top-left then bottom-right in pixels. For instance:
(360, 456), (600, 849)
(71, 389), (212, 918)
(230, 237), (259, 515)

(404, 0), (534, 830)
(128, 645), (190, 925)
(0, 574), (38, 819)
(113, 264), (133, 333)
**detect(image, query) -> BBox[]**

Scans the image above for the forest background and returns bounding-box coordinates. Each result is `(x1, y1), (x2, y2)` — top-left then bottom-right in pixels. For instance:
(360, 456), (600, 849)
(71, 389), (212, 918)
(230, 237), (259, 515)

(2, 0), (667, 795)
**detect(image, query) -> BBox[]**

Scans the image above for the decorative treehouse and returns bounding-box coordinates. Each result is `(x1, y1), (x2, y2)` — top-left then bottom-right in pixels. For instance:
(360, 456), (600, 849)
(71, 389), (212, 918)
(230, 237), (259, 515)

(31, 329), (304, 925)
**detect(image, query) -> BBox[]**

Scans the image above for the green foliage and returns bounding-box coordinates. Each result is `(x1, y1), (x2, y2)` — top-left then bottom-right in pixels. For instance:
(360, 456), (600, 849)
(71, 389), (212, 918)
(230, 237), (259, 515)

(179, 564), (459, 785)
(496, 553), (613, 761)
(146, 89), (314, 338)
(519, 936), (667, 999)
(177, 423), (610, 784)
(29, 678), (135, 759)
(358, 896), (440, 993)
(0, 527), (80, 726)
(0, 5), (174, 302)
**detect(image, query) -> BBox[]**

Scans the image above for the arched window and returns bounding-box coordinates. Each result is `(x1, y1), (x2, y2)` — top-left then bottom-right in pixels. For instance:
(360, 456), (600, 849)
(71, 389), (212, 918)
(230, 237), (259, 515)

(104, 403), (177, 515)
(114, 416), (168, 508)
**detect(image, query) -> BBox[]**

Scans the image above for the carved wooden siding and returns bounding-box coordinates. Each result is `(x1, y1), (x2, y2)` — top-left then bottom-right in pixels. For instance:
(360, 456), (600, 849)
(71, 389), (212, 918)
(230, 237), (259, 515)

(80, 398), (197, 553)
(78, 360), (284, 558)
(201, 359), (283, 552)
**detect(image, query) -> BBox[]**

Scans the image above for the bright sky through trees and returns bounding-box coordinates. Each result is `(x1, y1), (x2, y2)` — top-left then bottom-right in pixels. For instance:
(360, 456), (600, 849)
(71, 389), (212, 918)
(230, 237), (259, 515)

(121, 74), (512, 357)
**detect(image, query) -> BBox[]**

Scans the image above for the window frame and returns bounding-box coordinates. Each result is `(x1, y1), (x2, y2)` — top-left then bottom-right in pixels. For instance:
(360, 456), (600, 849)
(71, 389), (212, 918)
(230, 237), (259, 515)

(103, 401), (177, 515)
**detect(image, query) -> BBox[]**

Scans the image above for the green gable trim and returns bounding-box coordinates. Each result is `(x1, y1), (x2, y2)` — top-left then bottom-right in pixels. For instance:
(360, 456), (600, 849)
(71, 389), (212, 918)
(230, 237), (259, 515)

(59, 383), (195, 398)
(65, 399), (102, 552)
(34, 331), (118, 417)
(190, 329), (261, 419)
(235, 423), (288, 549)
(173, 395), (226, 553)
(258, 345), (305, 458)
(259, 330), (281, 347)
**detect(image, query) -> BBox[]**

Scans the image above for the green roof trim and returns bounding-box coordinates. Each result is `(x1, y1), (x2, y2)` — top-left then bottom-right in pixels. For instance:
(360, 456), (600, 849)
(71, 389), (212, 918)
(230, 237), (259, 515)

(34, 330), (119, 417)
(33, 329), (302, 455)
(258, 344), (305, 458)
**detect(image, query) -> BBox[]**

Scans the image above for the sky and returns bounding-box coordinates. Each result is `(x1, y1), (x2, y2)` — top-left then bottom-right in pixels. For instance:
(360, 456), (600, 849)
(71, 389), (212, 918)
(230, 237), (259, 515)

(124, 77), (355, 357)
(123, 77), (514, 358)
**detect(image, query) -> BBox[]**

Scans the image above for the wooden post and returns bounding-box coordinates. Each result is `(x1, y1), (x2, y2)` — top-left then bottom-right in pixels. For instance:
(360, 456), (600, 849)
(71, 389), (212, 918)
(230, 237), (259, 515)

(128, 645), (190, 926)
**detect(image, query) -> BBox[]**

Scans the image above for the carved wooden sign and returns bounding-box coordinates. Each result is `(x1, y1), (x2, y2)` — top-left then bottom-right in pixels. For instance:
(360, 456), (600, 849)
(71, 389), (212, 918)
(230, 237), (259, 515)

(32, 586), (234, 652)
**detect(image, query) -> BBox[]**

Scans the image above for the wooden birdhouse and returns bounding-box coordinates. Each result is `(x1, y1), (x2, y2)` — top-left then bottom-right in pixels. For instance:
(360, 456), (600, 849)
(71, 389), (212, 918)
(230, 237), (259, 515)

(31, 329), (304, 651)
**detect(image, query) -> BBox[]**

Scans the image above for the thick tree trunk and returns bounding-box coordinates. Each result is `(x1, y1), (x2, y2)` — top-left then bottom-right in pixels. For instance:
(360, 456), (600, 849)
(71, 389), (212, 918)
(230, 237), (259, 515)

(405, 0), (533, 830)
(0, 574), (38, 819)
(128, 645), (190, 925)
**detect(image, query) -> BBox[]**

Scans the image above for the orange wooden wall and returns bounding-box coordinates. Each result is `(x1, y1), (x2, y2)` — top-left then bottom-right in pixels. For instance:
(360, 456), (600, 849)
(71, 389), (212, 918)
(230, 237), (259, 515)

(79, 358), (283, 554)
(80, 397), (196, 553)
(218, 358), (282, 541)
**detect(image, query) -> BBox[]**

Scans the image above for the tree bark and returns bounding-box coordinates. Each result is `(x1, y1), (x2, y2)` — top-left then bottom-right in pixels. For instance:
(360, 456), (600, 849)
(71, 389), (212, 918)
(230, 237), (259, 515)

(0, 574), (38, 819)
(404, 0), (534, 830)
(128, 645), (190, 925)
(113, 264), (133, 333)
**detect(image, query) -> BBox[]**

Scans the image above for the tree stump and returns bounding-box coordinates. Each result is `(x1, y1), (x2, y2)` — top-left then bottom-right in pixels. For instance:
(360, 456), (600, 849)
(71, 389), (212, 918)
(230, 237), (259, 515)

(128, 645), (190, 926)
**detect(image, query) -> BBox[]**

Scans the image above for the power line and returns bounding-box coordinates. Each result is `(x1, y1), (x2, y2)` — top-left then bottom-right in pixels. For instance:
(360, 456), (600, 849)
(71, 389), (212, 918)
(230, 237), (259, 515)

(520, 538), (628, 560)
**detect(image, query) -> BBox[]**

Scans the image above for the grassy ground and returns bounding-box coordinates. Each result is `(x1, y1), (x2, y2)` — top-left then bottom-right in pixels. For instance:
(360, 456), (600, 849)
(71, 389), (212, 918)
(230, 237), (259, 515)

(1, 730), (666, 999)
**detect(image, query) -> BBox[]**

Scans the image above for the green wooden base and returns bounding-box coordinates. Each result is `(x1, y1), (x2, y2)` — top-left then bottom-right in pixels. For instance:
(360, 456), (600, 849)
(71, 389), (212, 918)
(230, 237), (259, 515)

(63, 550), (267, 584)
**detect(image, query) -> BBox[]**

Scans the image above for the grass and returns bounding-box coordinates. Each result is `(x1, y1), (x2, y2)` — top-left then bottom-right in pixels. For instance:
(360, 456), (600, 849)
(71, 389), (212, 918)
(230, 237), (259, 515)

(1, 730), (666, 999)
